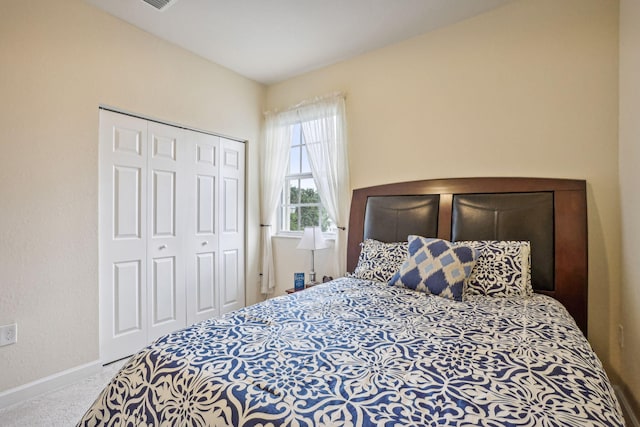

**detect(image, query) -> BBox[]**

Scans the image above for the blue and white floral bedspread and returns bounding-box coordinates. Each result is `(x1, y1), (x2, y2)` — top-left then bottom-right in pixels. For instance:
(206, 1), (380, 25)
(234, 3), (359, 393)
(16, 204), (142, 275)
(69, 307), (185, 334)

(78, 277), (623, 426)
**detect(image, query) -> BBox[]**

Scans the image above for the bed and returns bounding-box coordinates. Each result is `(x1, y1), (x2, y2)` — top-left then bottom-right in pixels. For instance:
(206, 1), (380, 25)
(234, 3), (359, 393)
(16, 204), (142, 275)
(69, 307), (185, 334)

(78, 177), (624, 426)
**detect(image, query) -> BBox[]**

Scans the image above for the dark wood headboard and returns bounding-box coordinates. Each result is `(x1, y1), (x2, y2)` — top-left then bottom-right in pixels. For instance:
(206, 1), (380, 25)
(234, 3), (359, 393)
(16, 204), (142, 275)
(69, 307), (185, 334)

(347, 177), (588, 335)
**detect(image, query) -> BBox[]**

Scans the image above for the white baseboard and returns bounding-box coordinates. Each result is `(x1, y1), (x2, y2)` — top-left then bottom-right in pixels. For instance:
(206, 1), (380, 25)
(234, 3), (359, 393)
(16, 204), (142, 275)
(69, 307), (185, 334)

(615, 385), (640, 427)
(0, 360), (102, 410)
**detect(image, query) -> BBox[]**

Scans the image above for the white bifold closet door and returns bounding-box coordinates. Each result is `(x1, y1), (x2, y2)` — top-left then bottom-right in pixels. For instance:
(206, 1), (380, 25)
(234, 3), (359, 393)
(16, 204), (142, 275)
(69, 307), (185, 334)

(147, 121), (186, 343)
(218, 140), (245, 315)
(184, 132), (246, 324)
(99, 109), (245, 363)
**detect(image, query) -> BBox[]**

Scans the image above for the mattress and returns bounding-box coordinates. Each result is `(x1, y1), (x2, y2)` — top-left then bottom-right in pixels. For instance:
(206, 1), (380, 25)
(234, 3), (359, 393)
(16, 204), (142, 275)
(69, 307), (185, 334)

(78, 277), (623, 426)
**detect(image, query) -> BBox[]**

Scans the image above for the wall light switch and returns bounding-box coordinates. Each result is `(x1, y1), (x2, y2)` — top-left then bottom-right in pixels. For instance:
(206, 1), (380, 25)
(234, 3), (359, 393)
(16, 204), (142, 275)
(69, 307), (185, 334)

(0, 323), (17, 346)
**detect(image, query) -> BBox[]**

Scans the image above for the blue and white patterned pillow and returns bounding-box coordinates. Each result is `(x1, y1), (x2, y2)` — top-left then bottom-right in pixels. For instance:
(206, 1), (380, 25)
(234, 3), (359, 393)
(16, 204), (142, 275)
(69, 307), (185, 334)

(458, 240), (532, 298)
(388, 236), (478, 301)
(348, 239), (408, 283)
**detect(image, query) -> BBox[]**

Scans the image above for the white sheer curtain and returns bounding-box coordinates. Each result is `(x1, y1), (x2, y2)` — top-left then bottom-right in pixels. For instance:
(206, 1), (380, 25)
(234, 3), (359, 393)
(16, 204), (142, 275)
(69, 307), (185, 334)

(259, 112), (291, 294)
(299, 94), (350, 277)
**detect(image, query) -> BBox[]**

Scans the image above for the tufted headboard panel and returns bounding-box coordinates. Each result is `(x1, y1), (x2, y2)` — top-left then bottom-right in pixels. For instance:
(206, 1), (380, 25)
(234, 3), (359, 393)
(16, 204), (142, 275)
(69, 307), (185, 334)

(363, 195), (439, 243)
(451, 192), (554, 292)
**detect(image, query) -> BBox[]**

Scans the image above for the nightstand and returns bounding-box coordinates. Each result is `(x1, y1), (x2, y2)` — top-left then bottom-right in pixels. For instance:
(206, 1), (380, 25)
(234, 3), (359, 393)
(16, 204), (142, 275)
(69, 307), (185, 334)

(285, 283), (319, 294)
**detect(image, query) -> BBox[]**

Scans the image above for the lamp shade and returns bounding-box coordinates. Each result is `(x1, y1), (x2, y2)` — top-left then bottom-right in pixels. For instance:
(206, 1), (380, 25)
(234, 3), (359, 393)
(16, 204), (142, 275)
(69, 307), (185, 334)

(296, 226), (330, 251)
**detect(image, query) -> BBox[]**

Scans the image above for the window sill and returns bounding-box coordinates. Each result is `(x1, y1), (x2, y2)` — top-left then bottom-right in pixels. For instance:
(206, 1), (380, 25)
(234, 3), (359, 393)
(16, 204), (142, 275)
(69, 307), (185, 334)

(274, 232), (336, 241)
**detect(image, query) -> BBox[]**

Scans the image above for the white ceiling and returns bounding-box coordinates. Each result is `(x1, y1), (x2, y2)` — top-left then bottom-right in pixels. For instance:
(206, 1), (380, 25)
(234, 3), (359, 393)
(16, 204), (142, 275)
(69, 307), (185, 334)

(86, 0), (515, 85)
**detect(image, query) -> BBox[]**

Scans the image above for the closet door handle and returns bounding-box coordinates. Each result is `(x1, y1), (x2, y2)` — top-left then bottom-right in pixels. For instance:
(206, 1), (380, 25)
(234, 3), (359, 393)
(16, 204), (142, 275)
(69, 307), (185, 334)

(202, 241), (209, 246)
(159, 244), (167, 250)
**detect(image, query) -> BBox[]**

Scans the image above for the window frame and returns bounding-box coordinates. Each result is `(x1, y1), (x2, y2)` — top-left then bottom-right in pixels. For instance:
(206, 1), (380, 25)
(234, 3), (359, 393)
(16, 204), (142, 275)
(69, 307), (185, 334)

(277, 123), (333, 236)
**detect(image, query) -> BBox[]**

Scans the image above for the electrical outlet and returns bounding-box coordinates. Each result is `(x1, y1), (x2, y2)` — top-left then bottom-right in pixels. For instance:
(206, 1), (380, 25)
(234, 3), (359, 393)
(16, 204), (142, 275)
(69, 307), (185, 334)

(618, 324), (624, 349)
(0, 323), (17, 347)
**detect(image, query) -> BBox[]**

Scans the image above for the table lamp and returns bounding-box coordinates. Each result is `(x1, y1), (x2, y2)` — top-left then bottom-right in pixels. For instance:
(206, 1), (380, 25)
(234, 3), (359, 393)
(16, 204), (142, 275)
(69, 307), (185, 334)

(296, 226), (330, 284)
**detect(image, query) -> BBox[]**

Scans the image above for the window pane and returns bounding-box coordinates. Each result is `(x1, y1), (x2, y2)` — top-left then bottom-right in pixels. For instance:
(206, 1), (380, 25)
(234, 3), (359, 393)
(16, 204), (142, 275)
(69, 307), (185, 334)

(289, 146), (301, 174)
(300, 206), (319, 229)
(291, 123), (302, 146)
(288, 207), (300, 231)
(300, 177), (315, 190)
(288, 179), (301, 204)
(300, 146), (311, 174)
(299, 178), (319, 203)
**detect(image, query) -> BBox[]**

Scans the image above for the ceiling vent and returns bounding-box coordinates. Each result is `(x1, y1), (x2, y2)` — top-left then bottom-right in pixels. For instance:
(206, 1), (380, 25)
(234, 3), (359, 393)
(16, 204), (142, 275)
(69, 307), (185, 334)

(141, 0), (178, 11)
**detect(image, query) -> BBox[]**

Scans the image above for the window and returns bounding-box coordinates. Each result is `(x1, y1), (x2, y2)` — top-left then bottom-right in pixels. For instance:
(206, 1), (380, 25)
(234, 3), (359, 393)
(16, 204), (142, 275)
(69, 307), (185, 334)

(279, 123), (333, 233)
(261, 93), (348, 286)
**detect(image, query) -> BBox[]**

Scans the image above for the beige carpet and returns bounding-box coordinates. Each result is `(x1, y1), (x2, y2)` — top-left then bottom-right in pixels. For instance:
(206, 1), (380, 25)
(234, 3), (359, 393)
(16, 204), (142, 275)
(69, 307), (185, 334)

(0, 360), (125, 427)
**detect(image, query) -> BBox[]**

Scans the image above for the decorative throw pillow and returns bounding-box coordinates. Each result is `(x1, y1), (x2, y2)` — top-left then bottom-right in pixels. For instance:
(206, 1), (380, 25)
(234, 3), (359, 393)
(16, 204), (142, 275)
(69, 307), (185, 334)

(388, 236), (478, 301)
(348, 239), (408, 283)
(458, 240), (532, 298)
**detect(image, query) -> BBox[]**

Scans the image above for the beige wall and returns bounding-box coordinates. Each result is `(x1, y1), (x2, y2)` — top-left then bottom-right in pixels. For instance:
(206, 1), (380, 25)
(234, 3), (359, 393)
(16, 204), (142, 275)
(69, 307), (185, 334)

(619, 0), (640, 409)
(267, 0), (622, 378)
(0, 0), (264, 392)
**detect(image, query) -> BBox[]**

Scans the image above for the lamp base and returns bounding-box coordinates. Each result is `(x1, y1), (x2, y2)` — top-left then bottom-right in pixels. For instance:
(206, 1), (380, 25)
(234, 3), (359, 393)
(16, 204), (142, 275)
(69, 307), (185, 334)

(309, 271), (317, 284)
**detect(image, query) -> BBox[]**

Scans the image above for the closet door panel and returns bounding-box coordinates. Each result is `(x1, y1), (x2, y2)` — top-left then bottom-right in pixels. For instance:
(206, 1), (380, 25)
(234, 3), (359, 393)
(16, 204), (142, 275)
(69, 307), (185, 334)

(99, 110), (148, 363)
(196, 252), (216, 313)
(197, 175), (215, 234)
(219, 139), (245, 314)
(221, 249), (240, 308)
(152, 170), (176, 237)
(151, 256), (176, 323)
(223, 177), (239, 233)
(147, 122), (186, 341)
(113, 166), (142, 239)
(186, 132), (220, 324)
(113, 260), (143, 334)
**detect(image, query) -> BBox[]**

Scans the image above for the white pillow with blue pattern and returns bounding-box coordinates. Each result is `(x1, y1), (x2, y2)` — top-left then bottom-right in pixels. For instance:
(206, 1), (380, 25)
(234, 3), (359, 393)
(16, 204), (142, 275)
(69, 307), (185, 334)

(388, 236), (478, 301)
(348, 239), (408, 283)
(457, 240), (532, 298)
